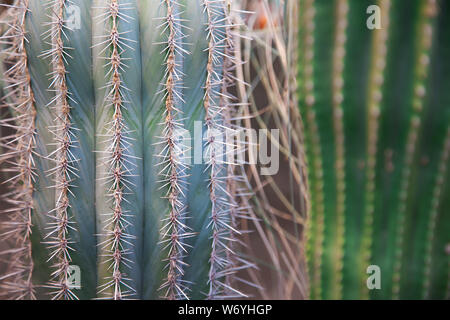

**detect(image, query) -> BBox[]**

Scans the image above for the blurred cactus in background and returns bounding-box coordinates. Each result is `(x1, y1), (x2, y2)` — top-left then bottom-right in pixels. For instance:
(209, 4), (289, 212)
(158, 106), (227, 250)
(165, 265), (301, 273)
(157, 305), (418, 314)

(0, 0), (261, 300)
(297, 0), (450, 299)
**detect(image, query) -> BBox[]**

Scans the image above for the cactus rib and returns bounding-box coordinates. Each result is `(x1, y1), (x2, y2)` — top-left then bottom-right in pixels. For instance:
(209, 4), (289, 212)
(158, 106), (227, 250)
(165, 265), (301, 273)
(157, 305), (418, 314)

(391, 0), (437, 299)
(0, 0), (36, 300)
(158, 0), (192, 300)
(360, 0), (391, 300)
(38, 0), (79, 300)
(221, 3), (245, 298)
(299, 0), (325, 300)
(202, 0), (236, 299)
(95, 0), (137, 299)
(330, 0), (348, 300)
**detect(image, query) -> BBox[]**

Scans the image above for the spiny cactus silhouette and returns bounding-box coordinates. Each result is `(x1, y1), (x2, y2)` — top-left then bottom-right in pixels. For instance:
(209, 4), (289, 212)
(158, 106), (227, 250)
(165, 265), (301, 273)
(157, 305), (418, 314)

(297, 0), (450, 299)
(0, 0), (254, 300)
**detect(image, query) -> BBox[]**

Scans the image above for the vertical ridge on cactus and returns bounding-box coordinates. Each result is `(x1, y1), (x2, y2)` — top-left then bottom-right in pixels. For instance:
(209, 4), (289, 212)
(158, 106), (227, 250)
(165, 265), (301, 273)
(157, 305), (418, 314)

(220, 8), (238, 297)
(330, 0), (348, 300)
(0, 0), (36, 300)
(39, 0), (78, 300)
(390, 0), (437, 300)
(359, 0), (390, 300)
(298, 0), (324, 301)
(422, 126), (450, 298)
(202, 0), (238, 299)
(94, 0), (140, 300)
(93, 0), (147, 300)
(158, 0), (192, 300)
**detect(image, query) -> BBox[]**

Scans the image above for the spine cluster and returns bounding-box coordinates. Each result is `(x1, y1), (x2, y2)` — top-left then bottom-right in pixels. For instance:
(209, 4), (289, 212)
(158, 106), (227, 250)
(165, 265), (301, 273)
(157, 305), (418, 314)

(203, 0), (231, 299)
(204, 0), (248, 299)
(158, 0), (192, 300)
(40, 0), (77, 300)
(0, 0), (36, 300)
(422, 127), (450, 298)
(96, 0), (135, 300)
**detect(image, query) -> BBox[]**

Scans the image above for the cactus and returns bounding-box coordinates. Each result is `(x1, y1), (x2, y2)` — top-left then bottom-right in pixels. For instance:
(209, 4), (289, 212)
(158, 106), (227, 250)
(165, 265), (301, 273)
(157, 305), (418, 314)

(297, 0), (450, 299)
(0, 0), (254, 300)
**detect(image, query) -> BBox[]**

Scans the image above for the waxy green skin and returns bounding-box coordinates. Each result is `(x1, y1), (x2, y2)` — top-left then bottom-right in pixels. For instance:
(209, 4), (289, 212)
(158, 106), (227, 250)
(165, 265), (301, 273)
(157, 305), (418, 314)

(298, 0), (450, 300)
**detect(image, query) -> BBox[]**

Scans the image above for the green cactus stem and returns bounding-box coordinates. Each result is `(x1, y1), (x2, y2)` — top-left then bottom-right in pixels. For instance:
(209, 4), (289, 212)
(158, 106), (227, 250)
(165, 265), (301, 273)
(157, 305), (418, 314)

(0, 0), (253, 300)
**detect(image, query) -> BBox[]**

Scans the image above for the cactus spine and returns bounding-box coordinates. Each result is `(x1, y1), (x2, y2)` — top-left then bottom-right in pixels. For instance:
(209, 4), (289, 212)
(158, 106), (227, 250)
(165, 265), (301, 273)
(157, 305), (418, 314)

(0, 0), (36, 300)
